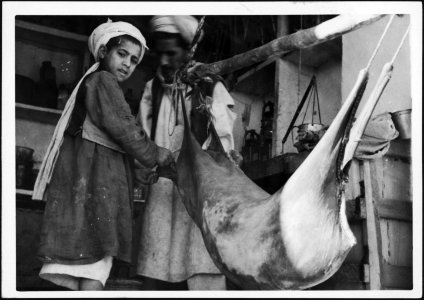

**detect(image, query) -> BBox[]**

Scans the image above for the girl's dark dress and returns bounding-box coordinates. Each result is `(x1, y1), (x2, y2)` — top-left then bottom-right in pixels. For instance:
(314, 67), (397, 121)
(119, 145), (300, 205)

(38, 71), (158, 265)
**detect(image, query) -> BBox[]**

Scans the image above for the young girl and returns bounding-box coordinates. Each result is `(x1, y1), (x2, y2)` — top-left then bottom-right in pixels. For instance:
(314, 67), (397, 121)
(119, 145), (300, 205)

(33, 20), (173, 291)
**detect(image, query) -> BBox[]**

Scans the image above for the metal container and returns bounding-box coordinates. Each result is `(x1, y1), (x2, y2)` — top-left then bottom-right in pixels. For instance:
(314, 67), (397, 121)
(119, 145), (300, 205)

(16, 146), (34, 165)
(294, 123), (328, 152)
(297, 123), (326, 133)
(391, 109), (411, 139)
(16, 146), (34, 189)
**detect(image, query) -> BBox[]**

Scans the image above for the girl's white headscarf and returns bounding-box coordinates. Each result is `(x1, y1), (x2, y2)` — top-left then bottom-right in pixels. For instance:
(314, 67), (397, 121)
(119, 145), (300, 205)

(33, 20), (147, 200)
(88, 19), (148, 63)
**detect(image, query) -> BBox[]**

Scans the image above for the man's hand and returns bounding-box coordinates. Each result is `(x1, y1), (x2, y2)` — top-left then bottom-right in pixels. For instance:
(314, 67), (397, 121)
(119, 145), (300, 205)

(229, 150), (244, 167)
(186, 62), (205, 82)
(157, 147), (175, 167)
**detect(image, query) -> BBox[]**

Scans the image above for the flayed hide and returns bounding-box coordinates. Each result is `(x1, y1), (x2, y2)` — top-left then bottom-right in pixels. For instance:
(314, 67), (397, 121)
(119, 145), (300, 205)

(174, 73), (364, 289)
(167, 15), (406, 290)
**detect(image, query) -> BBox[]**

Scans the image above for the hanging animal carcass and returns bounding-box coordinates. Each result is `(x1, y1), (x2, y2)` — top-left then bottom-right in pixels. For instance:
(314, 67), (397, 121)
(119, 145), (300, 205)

(164, 15), (407, 290)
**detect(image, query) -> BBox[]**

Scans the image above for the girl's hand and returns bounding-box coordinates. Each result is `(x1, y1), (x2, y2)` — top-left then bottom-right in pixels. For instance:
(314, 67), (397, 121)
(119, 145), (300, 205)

(157, 147), (175, 167)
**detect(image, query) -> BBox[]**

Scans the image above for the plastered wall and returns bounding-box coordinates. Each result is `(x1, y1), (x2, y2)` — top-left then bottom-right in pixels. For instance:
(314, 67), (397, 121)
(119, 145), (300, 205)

(274, 57), (342, 155)
(341, 15), (411, 115)
(230, 91), (265, 152)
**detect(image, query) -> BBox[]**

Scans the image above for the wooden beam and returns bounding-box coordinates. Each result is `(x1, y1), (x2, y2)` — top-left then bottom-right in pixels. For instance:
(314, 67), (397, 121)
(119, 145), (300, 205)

(377, 200), (412, 222)
(358, 198), (412, 222)
(191, 14), (386, 77)
(363, 160), (384, 290)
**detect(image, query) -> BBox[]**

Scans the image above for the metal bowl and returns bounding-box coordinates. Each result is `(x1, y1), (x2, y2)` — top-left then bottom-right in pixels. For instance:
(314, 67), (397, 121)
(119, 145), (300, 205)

(391, 109), (411, 139)
(297, 123), (326, 133)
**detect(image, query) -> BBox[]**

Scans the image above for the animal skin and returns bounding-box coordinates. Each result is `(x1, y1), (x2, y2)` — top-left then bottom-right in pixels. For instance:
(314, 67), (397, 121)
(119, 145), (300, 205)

(160, 14), (405, 290)
(172, 24), (402, 287)
(171, 70), (373, 290)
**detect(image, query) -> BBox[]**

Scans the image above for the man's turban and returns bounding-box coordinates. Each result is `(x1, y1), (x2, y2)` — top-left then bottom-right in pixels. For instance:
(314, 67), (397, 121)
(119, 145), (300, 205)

(150, 15), (202, 45)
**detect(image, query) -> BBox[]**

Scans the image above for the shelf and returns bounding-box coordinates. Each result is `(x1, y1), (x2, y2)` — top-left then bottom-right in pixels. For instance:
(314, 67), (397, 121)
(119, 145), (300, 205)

(16, 20), (88, 52)
(16, 188), (34, 197)
(16, 20), (88, 42)
(16, 102), (62, 125)
(15, 19), (91, 92)
(16, 190), (45, 210)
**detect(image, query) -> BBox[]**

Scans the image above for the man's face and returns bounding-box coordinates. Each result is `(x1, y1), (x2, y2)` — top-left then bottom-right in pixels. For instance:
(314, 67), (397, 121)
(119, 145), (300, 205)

(155, 38), (187, 83)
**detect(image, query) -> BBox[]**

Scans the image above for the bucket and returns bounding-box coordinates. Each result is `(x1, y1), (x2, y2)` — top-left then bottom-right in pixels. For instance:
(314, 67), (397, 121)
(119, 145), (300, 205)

(391, 109), (411, 139)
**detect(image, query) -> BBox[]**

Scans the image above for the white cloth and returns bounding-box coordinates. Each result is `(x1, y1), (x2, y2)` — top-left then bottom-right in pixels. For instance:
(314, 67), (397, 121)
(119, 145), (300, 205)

(187, 274), (226, 290)
(88, 19), (147, 63)
(136, 79), (236, 283)
(138, 80), (236, 152)
(39, 256), (113, 290)
(150, 15), (203, 45)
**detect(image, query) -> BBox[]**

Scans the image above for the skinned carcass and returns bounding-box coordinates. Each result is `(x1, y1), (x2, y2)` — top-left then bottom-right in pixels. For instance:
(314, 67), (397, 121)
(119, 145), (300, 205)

(175, 76), (360, 289)
(168, 16), (408, 290)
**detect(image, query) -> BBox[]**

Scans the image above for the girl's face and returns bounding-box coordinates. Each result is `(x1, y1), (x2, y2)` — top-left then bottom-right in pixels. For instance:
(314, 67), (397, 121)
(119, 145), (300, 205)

(99, 39), (141, 82)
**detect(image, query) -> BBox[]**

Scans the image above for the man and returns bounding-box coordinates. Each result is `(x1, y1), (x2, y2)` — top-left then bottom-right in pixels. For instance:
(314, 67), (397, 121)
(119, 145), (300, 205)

(135, 15), (238, 290)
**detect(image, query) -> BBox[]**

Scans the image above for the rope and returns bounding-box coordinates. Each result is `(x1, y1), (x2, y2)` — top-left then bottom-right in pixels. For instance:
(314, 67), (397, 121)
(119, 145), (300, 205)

(180, 16), (206, 78)
(315, 85), (322, 124)
(297, 15), (303, 105)
(390, 25), (410, 65)
(301, 88), (312, 124)
(335, 14), (397, 183)
(169, 16), (206, 136)
(312, 86), (316, 123)
(365, 14), (395, 71)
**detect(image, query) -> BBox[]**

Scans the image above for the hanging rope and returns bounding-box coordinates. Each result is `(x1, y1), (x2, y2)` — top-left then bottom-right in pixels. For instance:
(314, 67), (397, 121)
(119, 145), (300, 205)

(315, 84), (322, 124)
(390, 24), (410, 65)
(339, 24), (411, 171)
(335, 14), (396, 183)
(365, 14), (396, 71)
(300, 77), (322, 125)
(301, 84), (313, 124)
(297, 15), (303, 105)
(168, 16), (206, 136)
(282, 75), (316, 145)
(311, 86), (316, 123)
(179, 16), (206, 82)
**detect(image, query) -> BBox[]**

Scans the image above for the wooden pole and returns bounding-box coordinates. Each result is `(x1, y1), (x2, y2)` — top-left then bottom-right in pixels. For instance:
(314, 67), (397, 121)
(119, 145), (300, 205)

(363, 160), (384, 289)
(190, 14), (386, 77)
(273, 15), (290, 156)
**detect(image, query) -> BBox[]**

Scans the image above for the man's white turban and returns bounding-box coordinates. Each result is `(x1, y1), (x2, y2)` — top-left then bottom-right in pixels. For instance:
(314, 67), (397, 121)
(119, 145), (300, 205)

(88, 19), (148, 63)
(150, 15), (202, 45)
